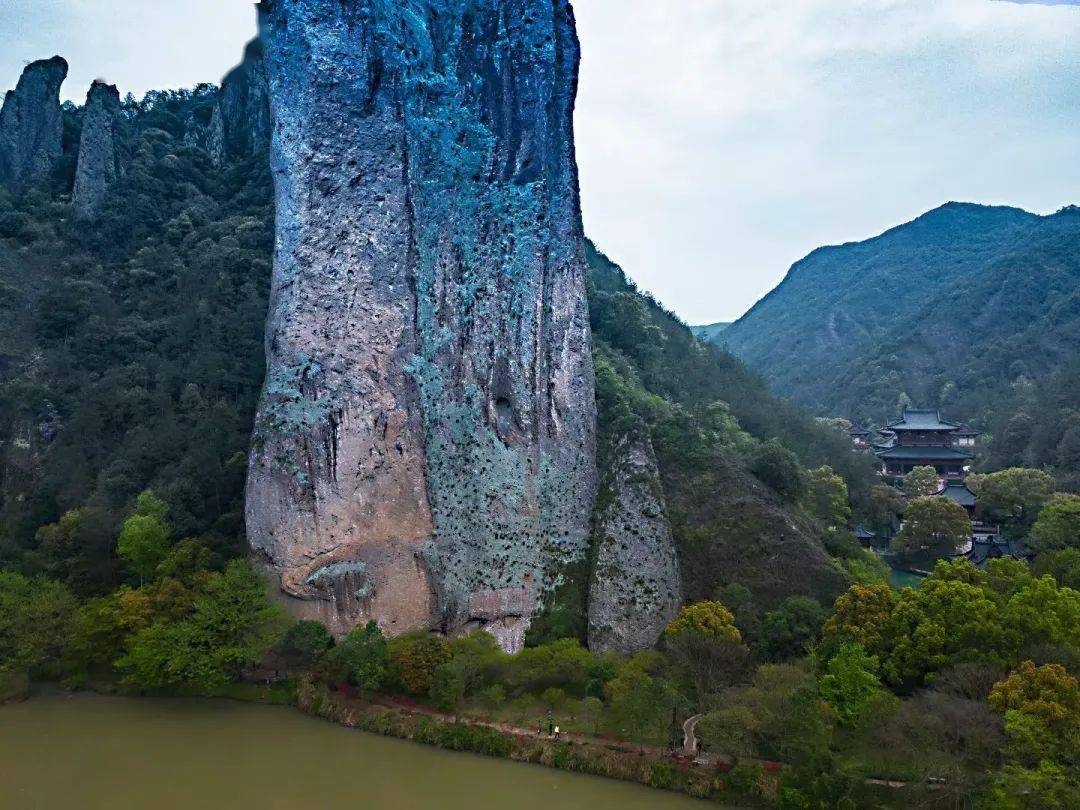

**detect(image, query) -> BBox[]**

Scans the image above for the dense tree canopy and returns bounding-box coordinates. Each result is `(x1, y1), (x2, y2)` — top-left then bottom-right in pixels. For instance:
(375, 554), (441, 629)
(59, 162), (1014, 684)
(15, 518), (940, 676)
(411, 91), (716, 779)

(891, 496), (972, 559)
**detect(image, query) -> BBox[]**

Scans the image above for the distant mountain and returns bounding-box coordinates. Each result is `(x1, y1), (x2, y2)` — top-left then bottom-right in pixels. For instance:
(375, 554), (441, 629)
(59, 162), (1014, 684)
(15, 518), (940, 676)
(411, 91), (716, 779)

(691, 322), (731, 341)
(715, 202), (1080, 485)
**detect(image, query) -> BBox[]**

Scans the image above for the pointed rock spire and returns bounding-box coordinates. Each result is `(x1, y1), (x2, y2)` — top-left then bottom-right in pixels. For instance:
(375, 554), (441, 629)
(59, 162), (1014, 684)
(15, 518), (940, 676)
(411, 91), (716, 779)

(0, 56), (68, 186)
(72, 81), (123, 220)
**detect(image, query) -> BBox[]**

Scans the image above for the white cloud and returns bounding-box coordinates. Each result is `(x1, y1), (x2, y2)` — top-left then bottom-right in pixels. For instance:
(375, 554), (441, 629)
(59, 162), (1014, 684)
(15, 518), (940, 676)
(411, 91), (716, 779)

(574, 0), (1080, 322)
(1, 1), (1078, 322)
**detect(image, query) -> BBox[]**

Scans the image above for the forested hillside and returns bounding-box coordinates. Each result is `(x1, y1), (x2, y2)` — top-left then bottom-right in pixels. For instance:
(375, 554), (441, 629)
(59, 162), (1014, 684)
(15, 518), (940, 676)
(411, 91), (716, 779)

(0, 88), (273, 590)
(717, 202), (1080, 487)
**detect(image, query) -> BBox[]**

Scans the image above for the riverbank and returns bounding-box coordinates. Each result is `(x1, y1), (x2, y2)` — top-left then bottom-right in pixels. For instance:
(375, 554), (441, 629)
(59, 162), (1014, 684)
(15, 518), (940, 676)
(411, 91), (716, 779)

(1, 691), (713, 809)
(296, 677), (769, 804)
(0, 670), (29, 704)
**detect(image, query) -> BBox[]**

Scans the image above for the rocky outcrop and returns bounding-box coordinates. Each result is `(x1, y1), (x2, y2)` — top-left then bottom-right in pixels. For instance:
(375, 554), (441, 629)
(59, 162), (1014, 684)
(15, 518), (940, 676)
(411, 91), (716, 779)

(219, 39), (270, 157)
(588, 432), (682, 654)
(247, 0), (597, 645)
(0, 57), (67, 186)
(72, 82), (123, 220)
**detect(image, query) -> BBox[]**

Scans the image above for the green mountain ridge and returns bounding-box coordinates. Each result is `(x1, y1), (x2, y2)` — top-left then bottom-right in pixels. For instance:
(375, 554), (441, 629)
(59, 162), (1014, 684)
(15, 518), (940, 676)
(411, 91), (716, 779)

(690, 322), (731, 341)
(716, 201), (1080, 485)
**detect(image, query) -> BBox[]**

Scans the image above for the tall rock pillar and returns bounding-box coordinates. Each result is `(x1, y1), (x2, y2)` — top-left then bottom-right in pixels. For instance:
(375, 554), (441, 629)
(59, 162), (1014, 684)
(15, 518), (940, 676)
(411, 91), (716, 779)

(0, 57), (67, 186)
(247, 0), (597, 647)
(72, 81), (123, 220)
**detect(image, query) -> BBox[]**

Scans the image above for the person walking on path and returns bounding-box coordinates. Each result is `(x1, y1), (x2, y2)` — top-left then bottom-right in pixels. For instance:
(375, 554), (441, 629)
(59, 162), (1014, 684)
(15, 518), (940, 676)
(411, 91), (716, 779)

(553, 725), (560, 740)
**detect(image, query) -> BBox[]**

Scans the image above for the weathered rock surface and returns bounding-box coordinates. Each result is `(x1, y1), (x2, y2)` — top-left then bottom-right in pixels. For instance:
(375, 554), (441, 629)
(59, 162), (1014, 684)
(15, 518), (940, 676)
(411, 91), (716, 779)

(72, 82), (123, 220)
(220, 39), (270, 157)
(0, 57), (67, 186)
(247, 0), (597, 645)
(588, 432), (682, 654)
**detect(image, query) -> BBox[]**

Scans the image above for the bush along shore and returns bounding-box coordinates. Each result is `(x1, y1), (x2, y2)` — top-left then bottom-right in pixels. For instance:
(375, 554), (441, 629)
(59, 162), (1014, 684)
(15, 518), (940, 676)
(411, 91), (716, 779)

(295, 676), (766, 804)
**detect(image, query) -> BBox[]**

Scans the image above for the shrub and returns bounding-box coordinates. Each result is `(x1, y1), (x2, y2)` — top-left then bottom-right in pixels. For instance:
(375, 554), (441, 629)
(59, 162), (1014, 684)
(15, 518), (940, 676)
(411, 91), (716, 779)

(388, 631), (450, 695)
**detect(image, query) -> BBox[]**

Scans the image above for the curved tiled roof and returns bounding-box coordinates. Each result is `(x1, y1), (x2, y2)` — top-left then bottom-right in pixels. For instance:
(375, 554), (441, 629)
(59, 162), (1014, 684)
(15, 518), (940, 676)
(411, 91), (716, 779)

(886, 409), (960, 432)
(937, 480), (976, 507)
(875, 445), (974, 461)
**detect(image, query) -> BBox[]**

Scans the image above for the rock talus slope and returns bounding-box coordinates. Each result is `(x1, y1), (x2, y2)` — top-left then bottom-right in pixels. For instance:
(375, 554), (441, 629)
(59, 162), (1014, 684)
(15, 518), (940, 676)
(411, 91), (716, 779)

(248, 0), (597, 646)
(0, 57), (68, 186)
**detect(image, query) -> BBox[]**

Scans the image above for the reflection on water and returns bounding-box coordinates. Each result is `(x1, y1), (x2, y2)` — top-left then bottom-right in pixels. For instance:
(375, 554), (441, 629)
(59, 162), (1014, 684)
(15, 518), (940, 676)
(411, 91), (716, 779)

(0, 692), (709, 810)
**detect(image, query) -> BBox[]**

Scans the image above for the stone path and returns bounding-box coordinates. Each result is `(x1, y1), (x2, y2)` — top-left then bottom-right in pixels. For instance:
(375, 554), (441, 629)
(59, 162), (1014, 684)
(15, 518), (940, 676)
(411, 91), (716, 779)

(681, 713), (704, 755)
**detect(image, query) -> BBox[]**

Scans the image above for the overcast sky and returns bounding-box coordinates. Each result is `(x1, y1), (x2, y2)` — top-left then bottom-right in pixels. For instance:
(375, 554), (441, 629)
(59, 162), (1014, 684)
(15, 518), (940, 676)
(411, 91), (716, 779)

(2, 1), (1079, 322)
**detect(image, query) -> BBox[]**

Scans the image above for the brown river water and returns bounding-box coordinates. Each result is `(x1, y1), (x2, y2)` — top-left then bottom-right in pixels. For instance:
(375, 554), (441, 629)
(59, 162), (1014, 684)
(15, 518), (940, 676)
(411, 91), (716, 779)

(0, 691), (709, 809)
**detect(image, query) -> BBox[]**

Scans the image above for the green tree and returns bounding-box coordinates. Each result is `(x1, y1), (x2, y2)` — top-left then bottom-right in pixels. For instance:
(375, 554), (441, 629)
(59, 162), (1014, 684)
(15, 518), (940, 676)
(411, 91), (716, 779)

(33, 506), (119, 595)
(0, 572), (77, 678)
(884, 572), (1006, 688)
(990, 661), (1080, 772)
(987, 761), (1080, 810)
(604, 652), (680, 743)
(749, 439), (807, 501)
(969, 468), (1056, 536)
(1000, 576), (1080, 658)
(116, 491), (171, 583)
(904, 466), (941, 499)
(891, 496), (972, 559)
(118, 560), (285, 691)
(665, 601), (748, 703)
(804, 466), (851, 528)
(387, 631), (451, 696)
(990, 661), (1080, 740)
(665, 601), (742, 643)
(819, 642), (895, 727)
(1029, 494), (1080, 554)
(66, 586), (153, 678)
(277, 621), (334, 670)
(1033, 549), (1080, 590)
(823, 584), (897, 658)
(757, 596), (828, 661)
(319, 621), (390, 695)
(868, 484), (905, 533)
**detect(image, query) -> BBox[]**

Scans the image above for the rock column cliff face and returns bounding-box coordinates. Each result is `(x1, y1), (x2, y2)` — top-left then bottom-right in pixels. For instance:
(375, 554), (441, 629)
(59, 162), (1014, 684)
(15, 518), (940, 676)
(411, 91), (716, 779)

(220, 39), (271, 157)
(0, 57), (68, 186)
(72, 82), (123, 220)
(248, 0), (597, 648)
(588, 432), (682, 654)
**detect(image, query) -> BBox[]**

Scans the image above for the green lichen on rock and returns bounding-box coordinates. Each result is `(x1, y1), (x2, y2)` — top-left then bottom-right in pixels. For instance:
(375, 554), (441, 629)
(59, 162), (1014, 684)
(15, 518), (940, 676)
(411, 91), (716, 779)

(247, 0), (596, 644)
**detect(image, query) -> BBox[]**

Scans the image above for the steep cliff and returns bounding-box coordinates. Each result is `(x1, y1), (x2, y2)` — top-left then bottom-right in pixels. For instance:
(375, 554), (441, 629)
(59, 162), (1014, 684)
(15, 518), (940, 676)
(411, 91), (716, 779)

(247, 0), (597, 647)
(72, 82), (123, 220)
(0, 57), (68, 187)
(588, 431), (681, 654)
(220, 39), (270, 157)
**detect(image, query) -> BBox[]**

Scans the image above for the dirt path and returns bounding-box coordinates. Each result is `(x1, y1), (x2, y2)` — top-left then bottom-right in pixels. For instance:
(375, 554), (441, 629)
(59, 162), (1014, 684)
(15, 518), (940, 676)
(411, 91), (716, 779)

(681, 713), (704, 755)
(372, 694), (685, 761)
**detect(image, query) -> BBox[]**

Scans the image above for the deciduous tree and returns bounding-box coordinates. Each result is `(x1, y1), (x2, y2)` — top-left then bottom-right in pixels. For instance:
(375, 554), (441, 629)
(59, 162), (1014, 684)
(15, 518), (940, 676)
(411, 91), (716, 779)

(116, 491), (172, 583)
(904, 466), (940, 499)
(1029, 494), (1080, 554)
(804, 466), (851, 528)
(823, 584), (897, 658)
(891, 496), (971, 559)
(969, 468), (1056, 535)
(819, 642), (895, 727)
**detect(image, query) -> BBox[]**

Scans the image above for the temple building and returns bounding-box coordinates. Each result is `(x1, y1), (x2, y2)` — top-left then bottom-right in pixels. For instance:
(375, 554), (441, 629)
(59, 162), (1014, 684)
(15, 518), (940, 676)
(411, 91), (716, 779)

(847, 424), (872, 447)
(874, 409), (978, 482)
